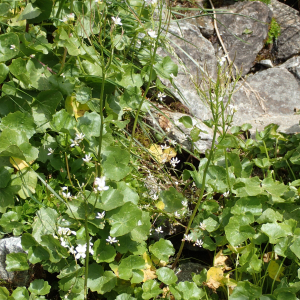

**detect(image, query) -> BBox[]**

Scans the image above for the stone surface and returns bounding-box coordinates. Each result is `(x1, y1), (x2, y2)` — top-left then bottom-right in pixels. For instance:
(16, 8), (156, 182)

(271, 0), (300, 60)
(176, 262), (204, 282)
(279, 55), (300, 81)
(232, 67), (300, 134)
(216, 1), (272, 75)
(259, 59), (273, 68)
(147, 109), (215, 153)
(0, 237), (30, 286)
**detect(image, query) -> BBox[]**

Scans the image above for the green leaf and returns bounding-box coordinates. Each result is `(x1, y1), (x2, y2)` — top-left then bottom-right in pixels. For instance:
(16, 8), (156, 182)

(203, 217), (219, 232)
(18, 3), (41, 21)
(225, 214), (255, 246)
(0, 287), (9, 299)
(261, 222), (292, 244)
(253, 158), (271, 169)
(233, 177), (262, 197)
(0, 112), (36, 139)
(93, 239), (116, 263)
(179, 116), (193, 128)
(32, 208), (58, 242)
(0, 63), (9, 84)
(108, 202), (142, 237)
(0, 185), (17, 213)
(75, 86), (92, 104)
(28, 279), (51, 296)
(0, 33), (19, 62)
(115, 65), (143, 88)
(256, 208), (283, 224)
(27, 246), (50, 264)
(0, 167), (11, 189)
(118, 255), (145, 280)
(176, 282), (205, 300)
(130, 211), (151, 242)
(149, 239), (175, 262)
(231, 196), (263, 216)
(88, 268), (116, 294)
(5, 253), (29, 271)
(160, 187), (184, 213)
(51, 109), (76, 132)
(25, 0), (52, 24)
(96, 188), (124, 211)
(116, 293), (137, 300)
(0, 3), (10, 17)
(77, 111), (101, 138)
(190, 127), (201, 142)
(156, 267), (177, 285)
(142, 280), (161, 300)
(218, 134), (239, 148)
(154, 56), (178, 80)
(229, 281), (262, 300)
(9, 58), (31, 87)
(11, 287), (29, 300)
(290, 236), (300, 259)
(228, 152), (242, 178)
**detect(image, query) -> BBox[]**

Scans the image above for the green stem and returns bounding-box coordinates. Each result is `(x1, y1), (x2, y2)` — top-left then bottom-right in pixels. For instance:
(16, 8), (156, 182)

(83, 201), (90, 300)
(172, 127), (218, 270)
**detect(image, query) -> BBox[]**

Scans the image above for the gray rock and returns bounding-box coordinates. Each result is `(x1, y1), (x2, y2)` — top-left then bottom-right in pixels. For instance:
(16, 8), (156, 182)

(176, 262), (204, 282)
(216, 1), (272, 76)
(259, 59), (273, 68)
(232, 67), (300, 134)
(0, 237), (30, 286)
(147, 109), (215, 153)
(271, 0), (300, 60)
(279, 55), (300, 81)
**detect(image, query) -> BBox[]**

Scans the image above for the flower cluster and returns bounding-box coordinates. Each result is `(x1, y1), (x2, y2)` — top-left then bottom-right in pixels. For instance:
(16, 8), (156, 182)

(61, 187), (72, 199)
(71, 242), (94, 259)
(182, 233), (203, 247)
(94, 176), (109, 192)
(70, 132), (85, 147)
(61, 13), (75, 23)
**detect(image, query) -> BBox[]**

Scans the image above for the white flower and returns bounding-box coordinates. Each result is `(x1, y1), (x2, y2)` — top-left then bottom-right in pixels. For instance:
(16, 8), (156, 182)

(148, 29), (157, 39)
(160, 144), (170, 150)
(219, 55), (227, 66)
(75, 244), (87, 259)
(168, 139), (177, 146)
(157, 92), (166, 101)
(68, 13), (75, 21)
(174, 211), (181, 218)
(199, 222), (206, 230)
(47, 148), (54, 155)
(106, 236), (119, 244)
(151, 193), (159, 200)
(223, 191), (230, 198)
(62, 186), (68, 191)
(228, 104), (238, 113)
(60, 73), (65, 78)
(69, 246), (76, 254)
(112, 16), (122, 26)
(170, 73), (175, 79)
(57, 227), (76, 236)
(75, 132), (85, 142)
(94, 176), (109, 192)
(95, 0), (101, 2)
(70, 139), (79, 147)
(181, 200), (188, 207)
(155, 226), (163, 234)
(170, 157), (180, 168)
(30, 54), (35, 58)
(82, 154), (92, 163)
(62, 191), (72, 199)
(194, 239), (203, 247)
(10, 45), (15, 50)
(96, 211), (105, 219)
(183, 234), (193, 242)
(145, 0), (157, 5)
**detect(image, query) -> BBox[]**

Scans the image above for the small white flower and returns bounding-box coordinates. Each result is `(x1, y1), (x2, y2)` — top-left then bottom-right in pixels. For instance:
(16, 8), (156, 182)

(57, 227), (76, 236)
(10, 45), (15, 50)
(30, 54), (35, 58)
(169, 139), (177, 146)
(47, 148), (54, 155)
(62, 191), (72, 199)
(82, 154), (92, 163)
(199, 222), (206, 230)
(157, 92), (166, 101)
(70, 139), (79, 147)
(106, 236), (119, 244)
(94, 176), (109, 192)
(155, 226), (163, 234)
(60, 73), (65, 78)
(69, 246), (76, 254)
(96, 211), (105, 219)
(151, 193), (159, 200)
(183, 234), (193, 242)
(95, 0), (101, 2)
(148, 29), (157, 39)
(160, 144), (170, 150)
(219, 55), (227, 66)
(61, 16), (68, 23)
(68, 13), (75, 21)
(181, 200), (188, 207)
(223, 191), (230, 198)
(170, 73), (175, 79)
(170, 157), (180, 168)
(194, 239), (203, 247)
(174, 211), (181, 218)
(75, 132), (85, 142)
(62, 186), (68, 191)
(228, 104), (238, 113)
(112, 16), (122, 26)
(75, 244), (87, 259)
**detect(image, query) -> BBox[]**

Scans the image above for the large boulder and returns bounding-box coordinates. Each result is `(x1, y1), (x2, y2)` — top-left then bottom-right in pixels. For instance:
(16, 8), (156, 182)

(216, 1), (272, 76)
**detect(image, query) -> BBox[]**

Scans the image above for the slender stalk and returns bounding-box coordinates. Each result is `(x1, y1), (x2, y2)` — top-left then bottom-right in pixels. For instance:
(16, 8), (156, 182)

(83, 200), (90, 300)
(172, 127), (218, 270)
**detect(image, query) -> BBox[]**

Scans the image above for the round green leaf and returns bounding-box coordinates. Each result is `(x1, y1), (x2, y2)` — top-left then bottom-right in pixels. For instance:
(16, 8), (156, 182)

(28, 279), (51, 296)
(160, 187), (184, 213)
(0, 33), (19, 62)
(0, 63), (9, 84)
(5, 253), (29, 272)
(93, 239), (116, 263)
(149, 239), (175, 262)
(156, 267), (177, 285)
(142, 280), (161, 300)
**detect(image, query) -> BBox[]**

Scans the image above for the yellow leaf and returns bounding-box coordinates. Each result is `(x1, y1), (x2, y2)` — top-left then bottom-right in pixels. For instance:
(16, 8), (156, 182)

(206, 267), (224, 291)
(214, 250), (231, 271)
(268, 260), (285, 281)
(142, 268), (157, 282)
(161, 147), (177, 163)
(156, 201), (165, 210)
(65, 96), (90, 120)
(148, 144), (177, 164)
(148, 144), (163, 162)
(10, 157), (29, 170)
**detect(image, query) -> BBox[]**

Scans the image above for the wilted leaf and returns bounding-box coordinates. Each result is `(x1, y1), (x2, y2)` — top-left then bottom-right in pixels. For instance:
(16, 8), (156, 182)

(268, 260), (285, 281)
(206, 267), (224, 291)
(214, 250), (231, 271)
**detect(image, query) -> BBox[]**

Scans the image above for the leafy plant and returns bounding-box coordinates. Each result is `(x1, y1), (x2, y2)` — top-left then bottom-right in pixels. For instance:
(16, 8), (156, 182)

(266, 18), (281, 45)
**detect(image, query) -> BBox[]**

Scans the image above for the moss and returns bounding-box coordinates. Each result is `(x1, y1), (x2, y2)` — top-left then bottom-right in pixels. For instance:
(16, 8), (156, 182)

(266, 18), (281, 45)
